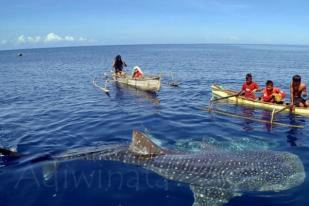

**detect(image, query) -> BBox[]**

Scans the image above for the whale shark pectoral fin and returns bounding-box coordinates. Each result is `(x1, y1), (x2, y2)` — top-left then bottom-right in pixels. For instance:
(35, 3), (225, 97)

(130, 130), (166, 156)
(42, 160), (59, 182)
(190, 185), (235, 206)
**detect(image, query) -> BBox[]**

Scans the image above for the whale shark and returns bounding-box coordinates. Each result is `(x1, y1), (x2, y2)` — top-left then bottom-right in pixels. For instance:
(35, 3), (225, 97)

(0, 130), (306, 205)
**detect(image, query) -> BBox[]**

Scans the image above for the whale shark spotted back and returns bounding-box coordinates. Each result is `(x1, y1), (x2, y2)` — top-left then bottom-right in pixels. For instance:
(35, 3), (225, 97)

(0, 130), (306, 206)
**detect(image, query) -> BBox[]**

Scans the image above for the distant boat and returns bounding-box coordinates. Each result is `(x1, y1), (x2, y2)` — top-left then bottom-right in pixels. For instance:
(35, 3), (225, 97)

(17, 53), (23, 57)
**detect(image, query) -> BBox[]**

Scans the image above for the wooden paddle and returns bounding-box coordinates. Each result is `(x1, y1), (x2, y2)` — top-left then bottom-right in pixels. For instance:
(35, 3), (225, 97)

(211, 93), (241, 102)
(208, 93), (242, 112)
(270, 105), (290, 124)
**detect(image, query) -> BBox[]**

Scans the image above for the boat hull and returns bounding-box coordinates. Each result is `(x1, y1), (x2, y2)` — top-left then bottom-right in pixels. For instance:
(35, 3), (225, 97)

(113, 75), (161, 93)
(211, 85), (309, 116)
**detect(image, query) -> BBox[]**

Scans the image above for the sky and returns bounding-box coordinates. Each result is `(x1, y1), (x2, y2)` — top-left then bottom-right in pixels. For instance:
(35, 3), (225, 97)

(0, 0), (309, 50)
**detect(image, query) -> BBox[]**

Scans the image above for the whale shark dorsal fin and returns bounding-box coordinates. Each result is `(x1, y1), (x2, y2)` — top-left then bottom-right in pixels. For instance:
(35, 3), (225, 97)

(0, 147), (21, 157)
(129, 130), (165, 156)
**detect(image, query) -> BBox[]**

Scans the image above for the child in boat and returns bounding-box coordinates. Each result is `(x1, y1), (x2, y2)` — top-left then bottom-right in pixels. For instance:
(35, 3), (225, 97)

(262, 80), (286, 103)
(239, 73), (260, 100)
(290, 75), (309, 107)
(132, 66), (144, 79)
(113, 55), (127, 76)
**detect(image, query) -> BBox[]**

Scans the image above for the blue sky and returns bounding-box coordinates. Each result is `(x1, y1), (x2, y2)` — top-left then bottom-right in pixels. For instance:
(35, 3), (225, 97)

(1, 0), (309, 50)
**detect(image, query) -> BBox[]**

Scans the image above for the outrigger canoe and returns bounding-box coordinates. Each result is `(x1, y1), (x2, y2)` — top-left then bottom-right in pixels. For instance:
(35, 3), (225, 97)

(113, 74), (161, 93)
(211, 84), (309, 116)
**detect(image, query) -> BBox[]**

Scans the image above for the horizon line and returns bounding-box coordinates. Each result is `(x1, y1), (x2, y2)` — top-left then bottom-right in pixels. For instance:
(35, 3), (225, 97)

(1, 42), (309, 52)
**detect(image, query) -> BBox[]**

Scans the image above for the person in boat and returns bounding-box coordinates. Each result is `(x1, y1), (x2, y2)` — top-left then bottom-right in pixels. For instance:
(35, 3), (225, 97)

(113, 55), (127, 76)
(132, 66), (144, 79)
(238, 73), (260, 100)
(261, 80), (286, 104)
(290, 75), (309, 107)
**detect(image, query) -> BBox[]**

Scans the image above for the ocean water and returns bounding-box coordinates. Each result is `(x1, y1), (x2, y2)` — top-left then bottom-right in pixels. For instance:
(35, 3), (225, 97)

(0, 44), (309, 206)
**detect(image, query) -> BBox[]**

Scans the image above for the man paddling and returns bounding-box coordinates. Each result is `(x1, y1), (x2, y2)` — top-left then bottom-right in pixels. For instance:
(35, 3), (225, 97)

(238, 73), (260, 100)
(290, 75), (309, 108)
(262, 80), (286, 104)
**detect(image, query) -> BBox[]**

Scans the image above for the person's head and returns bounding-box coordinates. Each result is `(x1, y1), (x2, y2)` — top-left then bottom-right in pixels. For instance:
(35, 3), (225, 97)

(115, 55), (122, 61)
(292, 75), (301, 86)
(266, 80), (274, 91)
(133, 66), (142, 73)
(246, 73), (253, 84)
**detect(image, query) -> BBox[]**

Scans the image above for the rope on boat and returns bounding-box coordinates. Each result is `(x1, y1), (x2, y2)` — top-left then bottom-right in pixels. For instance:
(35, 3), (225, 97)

(206, 108), (304, 129)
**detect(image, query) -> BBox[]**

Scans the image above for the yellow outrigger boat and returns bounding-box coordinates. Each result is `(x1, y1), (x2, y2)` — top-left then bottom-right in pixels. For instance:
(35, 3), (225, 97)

(211, 84), (309, 116)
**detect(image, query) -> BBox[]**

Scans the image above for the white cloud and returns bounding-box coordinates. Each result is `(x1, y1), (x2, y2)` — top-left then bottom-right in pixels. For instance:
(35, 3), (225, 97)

(27, 36), (42, 43)
(16, 33), (89, 44)
(45, 33), (62, 42)
(17, 35), (26, 44)
(78, 37), (87, 41)
(64, 36), (74, 41)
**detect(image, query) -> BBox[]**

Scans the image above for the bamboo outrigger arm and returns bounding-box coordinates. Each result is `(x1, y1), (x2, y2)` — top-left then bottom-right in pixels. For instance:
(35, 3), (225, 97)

(206, 107), (304, 129)
(92, 77), (110, 94)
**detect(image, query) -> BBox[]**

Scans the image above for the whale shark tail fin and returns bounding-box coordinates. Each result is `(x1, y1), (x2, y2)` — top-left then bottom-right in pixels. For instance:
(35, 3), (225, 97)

(130, 130), (166, 156)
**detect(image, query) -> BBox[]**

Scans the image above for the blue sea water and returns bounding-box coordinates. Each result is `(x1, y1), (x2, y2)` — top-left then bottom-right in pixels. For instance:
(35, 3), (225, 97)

(0, 44), (309, 206)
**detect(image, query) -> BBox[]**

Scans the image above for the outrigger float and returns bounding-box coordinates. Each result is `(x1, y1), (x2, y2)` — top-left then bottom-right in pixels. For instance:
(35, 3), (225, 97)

(209, 85), (307, 128)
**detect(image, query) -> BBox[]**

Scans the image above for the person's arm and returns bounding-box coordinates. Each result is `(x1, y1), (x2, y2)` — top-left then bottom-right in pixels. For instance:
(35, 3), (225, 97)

(248, 83), (259, 94)
(123, 60), (127, 67)
(256, 88), (262, 92)
(255, 83), (262, 92)
(263, 95), (272, 102)
(262, 89), (273, 102)
(258, 88), (264, 101)
(237, 91), (244, 96)
(302, 84), (307, 97)
(280, 89), (286, 99)
(238, 84), (245, 95)
(112, 60), (115, 68)
(290, 83), (294, 106)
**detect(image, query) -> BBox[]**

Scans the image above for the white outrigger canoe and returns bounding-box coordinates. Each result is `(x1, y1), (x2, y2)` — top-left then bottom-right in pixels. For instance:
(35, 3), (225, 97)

(113, 74), (161, 93)
(211, 84), (309, 116)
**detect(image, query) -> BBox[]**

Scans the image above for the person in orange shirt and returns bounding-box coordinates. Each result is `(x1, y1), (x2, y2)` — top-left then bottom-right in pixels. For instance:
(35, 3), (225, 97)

(262, 80), (286, 104)
(238, 73), (260, 100)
